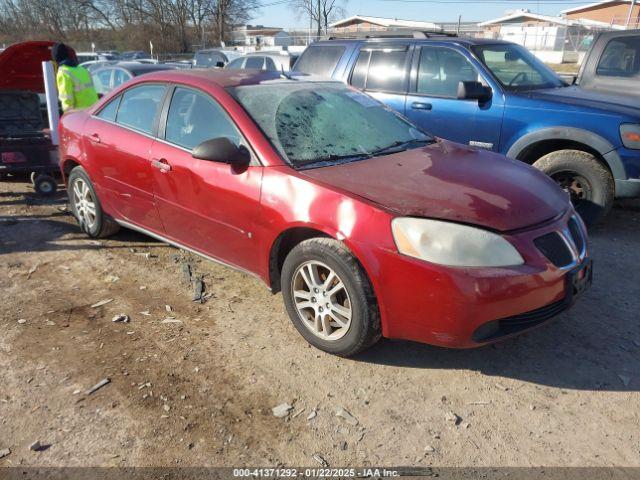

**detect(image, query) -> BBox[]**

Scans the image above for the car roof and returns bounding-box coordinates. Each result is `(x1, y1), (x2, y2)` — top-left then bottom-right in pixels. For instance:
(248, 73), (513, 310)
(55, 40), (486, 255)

(245, 51), (293, 57)
(131, 68), (338, 88)
(595, 28), (640, 40)
(98, 62), (177, 74)
(196, 48), (238, 54)
(313, 36), (513, 47)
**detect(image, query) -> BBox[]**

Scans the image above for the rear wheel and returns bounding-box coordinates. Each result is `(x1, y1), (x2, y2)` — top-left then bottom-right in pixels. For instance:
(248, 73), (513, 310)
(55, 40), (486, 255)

(68, 166), (120, 238)
(533, 150), (614, 227)
(281, 238), (381, 357)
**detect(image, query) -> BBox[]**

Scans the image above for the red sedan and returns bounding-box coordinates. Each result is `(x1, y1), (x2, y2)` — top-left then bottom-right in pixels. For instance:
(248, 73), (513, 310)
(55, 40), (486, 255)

(59, 70), (592, 356)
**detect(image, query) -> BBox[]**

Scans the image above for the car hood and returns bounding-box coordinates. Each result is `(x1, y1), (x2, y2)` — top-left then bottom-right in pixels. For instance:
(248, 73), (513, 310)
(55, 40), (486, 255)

(518, 85), (640, 118)
(300, 140), (569, 232)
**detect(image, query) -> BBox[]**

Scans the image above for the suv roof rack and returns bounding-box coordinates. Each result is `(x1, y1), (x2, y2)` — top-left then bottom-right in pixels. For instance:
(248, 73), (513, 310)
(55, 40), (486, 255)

(327, 29), (458, 40)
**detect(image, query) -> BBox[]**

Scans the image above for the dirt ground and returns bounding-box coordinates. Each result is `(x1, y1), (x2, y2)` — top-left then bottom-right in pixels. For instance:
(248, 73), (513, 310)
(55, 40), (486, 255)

(1, 176), (639, 469)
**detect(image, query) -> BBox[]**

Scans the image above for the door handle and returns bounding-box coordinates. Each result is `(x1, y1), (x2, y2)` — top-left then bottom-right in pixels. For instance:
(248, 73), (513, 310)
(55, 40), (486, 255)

(411, 102), (432, 111)
(151, 158), (172, 173)
(89, 133), (101, 143)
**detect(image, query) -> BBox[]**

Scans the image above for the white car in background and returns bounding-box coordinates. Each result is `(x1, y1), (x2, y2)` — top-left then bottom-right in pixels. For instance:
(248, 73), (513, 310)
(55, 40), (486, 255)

(225, 51), (298, 72)
(75, 51), (119, 64)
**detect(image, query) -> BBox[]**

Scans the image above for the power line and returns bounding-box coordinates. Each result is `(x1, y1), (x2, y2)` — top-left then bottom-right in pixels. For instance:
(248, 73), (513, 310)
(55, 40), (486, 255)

(364, 0), (601, 3)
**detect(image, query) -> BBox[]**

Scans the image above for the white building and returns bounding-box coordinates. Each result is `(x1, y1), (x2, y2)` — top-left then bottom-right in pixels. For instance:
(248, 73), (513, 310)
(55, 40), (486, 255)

(231, 25), (292, 48)
(329, 15), (442, 33)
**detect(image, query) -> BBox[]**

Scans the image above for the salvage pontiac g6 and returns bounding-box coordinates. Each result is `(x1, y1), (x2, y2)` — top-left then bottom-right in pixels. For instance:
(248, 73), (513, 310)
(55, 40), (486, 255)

(59, 70), (592, 356)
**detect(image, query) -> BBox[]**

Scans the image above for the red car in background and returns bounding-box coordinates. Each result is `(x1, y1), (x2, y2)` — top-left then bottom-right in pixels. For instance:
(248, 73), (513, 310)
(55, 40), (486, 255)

(59, 69), (592, 356)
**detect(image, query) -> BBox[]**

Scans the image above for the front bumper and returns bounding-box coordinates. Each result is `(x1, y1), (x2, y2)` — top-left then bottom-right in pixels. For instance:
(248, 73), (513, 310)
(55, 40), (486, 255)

(369, 210), (590, 348)
(615, 178), (640, 198)
(611, 146), (640, 198)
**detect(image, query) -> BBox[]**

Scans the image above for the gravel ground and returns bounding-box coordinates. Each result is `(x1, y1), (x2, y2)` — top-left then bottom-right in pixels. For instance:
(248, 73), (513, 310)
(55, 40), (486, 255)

(0, 177), (639, 469)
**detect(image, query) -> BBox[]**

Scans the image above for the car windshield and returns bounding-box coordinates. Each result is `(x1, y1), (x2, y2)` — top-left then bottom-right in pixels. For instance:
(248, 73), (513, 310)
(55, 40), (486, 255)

(229, 82), (432, 168)
(472, 44), (565, 91)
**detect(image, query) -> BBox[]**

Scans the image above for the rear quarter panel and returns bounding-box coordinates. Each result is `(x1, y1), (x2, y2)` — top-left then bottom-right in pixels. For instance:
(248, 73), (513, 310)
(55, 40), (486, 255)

(59, 111), (90, 183)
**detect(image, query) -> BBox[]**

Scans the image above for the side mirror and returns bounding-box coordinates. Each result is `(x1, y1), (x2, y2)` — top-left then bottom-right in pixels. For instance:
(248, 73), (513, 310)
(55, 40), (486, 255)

(215, 61), (225, 68)
(457, 81), (492, 103)
(192, 137), (251, 169)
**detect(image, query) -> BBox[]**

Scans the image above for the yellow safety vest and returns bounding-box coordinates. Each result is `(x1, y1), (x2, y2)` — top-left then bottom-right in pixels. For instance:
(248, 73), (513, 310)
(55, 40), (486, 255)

(56, 65), (99, 112)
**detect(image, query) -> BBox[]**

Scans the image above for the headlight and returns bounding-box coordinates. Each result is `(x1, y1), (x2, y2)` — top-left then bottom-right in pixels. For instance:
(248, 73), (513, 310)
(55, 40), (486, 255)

(620, 124), (640, 149)
(391, 217), (524, 267)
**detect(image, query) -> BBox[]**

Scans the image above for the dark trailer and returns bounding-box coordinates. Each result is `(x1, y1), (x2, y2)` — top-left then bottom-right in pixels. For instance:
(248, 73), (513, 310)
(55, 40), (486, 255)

(0, 41), (61, 195)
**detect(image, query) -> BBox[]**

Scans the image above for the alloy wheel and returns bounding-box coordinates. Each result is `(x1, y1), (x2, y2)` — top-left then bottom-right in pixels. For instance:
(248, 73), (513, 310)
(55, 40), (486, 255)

(72, 178), (97, 230)
(291, 260), (352, 341)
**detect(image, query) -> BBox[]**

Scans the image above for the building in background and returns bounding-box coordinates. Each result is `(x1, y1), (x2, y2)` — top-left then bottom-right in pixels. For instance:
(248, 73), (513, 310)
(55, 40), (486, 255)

(329, 15), (442, 33)
(479, 3), (637, 64)
(562, 0), (640, 29)
(231, 25), (292, 49)
(480, 10), (579, 62)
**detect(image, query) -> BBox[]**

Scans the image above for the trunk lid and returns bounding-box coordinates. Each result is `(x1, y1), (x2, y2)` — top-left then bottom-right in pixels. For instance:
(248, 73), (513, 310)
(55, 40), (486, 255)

(0, 41), (59, 94)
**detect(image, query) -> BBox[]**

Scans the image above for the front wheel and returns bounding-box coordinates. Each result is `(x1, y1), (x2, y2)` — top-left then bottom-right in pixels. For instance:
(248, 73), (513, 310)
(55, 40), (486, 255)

(281, 238), (381, 357)
(533, 150), (614, 228)
(68, 166), (120, 238)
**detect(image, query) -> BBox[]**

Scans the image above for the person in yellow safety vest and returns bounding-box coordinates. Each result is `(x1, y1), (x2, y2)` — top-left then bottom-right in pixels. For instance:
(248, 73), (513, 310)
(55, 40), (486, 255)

(52, 43), (99, 112)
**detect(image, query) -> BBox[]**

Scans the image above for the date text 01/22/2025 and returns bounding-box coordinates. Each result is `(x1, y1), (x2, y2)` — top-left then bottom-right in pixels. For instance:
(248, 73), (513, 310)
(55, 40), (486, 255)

(232, 468), (401, 477)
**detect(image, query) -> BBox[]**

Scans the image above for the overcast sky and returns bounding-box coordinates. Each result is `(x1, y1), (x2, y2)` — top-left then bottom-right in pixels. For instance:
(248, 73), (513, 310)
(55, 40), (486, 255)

(253, 1), (587, 27)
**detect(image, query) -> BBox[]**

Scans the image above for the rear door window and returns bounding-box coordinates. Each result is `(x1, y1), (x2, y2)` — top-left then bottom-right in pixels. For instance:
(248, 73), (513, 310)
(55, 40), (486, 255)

(293, 45), (345, 76)
(596, 36), (640, 77)
(349, 46), (410, 93)
(115, 84), (166, 135)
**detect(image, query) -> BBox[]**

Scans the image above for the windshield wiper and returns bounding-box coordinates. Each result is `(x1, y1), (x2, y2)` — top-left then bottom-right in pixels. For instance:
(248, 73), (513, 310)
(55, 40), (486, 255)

(296, 153), (372, 170)
(368, 138), (432, 158)
(294, 139), (432, 170)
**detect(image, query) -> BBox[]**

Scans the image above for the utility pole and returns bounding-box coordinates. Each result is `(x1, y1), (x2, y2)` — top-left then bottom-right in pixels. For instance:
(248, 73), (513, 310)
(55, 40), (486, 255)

(309, 0), (313, 45)
(456, 14), (461, 35)
(625, 0), (637, 28)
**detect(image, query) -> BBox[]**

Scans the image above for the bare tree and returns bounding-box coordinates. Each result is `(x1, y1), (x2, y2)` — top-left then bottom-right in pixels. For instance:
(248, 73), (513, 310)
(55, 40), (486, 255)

(0, 0), (261, 53)
(212, 0), (260, 45)
(289, 0), (347, 39)
(320, 0), (346, 34)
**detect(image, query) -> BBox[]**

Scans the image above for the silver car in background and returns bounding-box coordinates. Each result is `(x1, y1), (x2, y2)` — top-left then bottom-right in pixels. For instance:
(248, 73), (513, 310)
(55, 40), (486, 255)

(225, 51), (298, 72)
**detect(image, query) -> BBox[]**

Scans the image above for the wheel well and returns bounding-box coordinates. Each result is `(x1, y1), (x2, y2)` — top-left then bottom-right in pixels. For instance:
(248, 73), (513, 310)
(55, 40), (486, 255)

(516, 139), (610, 172)
(62, 159), (80, 184)
(269, 227), (332, 293)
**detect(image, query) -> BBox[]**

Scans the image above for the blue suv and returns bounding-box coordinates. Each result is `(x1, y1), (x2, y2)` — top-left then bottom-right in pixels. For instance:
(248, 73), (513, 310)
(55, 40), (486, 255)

(293, 33), (640, 225)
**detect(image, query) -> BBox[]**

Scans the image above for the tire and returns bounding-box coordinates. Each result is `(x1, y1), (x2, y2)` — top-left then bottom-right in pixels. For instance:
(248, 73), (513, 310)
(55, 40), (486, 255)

(33, 174), (58, 196)
(281, 238), (381, 357)
(533, 150), (614, 227)
(68, 166), (120, 238)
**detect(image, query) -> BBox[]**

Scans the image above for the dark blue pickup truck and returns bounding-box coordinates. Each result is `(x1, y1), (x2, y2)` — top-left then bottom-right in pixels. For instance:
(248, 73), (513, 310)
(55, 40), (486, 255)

(293, 33), (640, 225)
